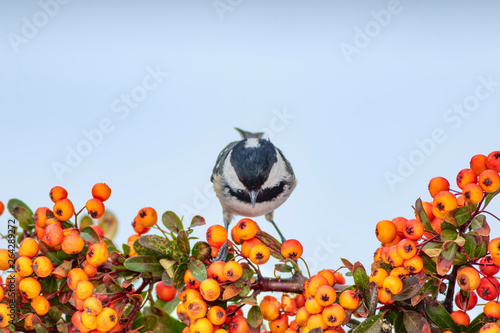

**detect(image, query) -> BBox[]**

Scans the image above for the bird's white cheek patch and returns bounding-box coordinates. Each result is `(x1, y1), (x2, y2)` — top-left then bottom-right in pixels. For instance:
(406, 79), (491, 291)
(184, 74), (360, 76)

(244, 138), (261, 148)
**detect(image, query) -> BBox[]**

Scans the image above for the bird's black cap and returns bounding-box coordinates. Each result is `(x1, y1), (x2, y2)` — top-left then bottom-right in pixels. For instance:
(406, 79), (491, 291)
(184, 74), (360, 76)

(230, 139), (277, 190)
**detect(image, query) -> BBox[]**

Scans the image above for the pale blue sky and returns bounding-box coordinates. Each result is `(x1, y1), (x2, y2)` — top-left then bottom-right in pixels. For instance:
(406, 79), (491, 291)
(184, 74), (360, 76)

(1, 1), (500, 278)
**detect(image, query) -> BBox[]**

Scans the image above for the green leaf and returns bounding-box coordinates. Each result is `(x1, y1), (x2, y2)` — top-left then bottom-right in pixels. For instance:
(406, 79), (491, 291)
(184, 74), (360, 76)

(190, 215), (206, 228)
(393, 311), (408, 333)
(421, 253), (437, 274)
(463, 234), (478, 260)
(154, 297), (180, 315)
(467, 313), (488, 333)
(437, 243), (458, 275)
(415, 198), (433, 231)
(187, 259), (207, 282)
(40, 276), (58, 294)
(103, 238), (119, 253)
(470, 215), (490, 236)
(425, 299), (458, 332)
(80, 226), (100, 244)
(403, 310), (431, 333)
(475, 237), (488, 259)
(45, 252), (63, 266)
(191, 241), (212, 261)
(455, 206), (470, 226)
(173, 264), (188, 289)
(48, 305), (63, 322)
(79, 215), (94, 230)
(139, 235), (181, 259)
(275, 264), (293, 273)
(453, 252), (468, 265)
(134, 239), (163, 257)
(391, 273), (426, 301)
(97, 210), (118, 240)
(133, 314), (159, 331)
(162, 211), (182, 234)
(353, 266), (370, 294)
(364, 281), (379, 317)
(8, 199), (34, 231)
(247, 306), (263, 328)
(483, 186), (500, 209)
(441, 229), (458, 242)
(162, 270), (174, 285)
(177, 229), (190, 255)
(155, 311), (187, 333)
(352, 313), (383, 332)
(160, 259), (177, 278)
(124, 255), (164, 275)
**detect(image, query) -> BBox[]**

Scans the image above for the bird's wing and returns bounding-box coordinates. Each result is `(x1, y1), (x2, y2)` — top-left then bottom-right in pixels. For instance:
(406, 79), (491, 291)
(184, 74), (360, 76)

(211, 141), (238, 182)
(235, 127), (264, 139)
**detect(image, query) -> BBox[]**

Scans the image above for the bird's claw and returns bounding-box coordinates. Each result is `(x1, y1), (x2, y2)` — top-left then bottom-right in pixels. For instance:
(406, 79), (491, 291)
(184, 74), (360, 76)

(211, 241), (229, 262)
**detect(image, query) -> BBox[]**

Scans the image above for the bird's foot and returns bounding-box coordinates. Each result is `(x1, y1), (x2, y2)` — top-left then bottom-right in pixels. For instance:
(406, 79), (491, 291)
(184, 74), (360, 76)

(211, 241), (229, 262)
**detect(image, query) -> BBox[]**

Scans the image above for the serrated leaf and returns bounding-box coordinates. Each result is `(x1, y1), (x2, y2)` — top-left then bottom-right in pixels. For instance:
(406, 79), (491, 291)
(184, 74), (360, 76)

(455, 206), (470, 226)
(403, 310), (431, 333)
(223, 283), (245, 300)
(124, 255), (164, 275)
(352, 313), (383, 333)
(415, 198), (433, 231)
(97, 210), (118, 240)
(187, 259), (207, 282)
(162, 211), (182, 233)
(177, 229), (190, 255)
(391, 273), (426, 301)
(80, 226), (100, 244)
(247, 306), (263, 328)
(425, 299), (458, 331)
(190, 215), (205, 228)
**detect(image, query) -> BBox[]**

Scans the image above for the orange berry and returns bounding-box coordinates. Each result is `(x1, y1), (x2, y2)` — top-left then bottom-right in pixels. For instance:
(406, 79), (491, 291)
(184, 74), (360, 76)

(378, 287), (393, 304)
(19, 277), (41, 299)
(191, 317), (214, 333)
(81, 311), (98, 330)
(479, 170), (500, 193)
(390, 267), (409, 279)
(72, 311), (90, 333)
(73, 293), (85, 311)
(433, 191), (458, 217)
(428, 177), (450, 198)
(305, 296), (324, 314)
(339, 290), (360, 310)
(396, 239), (417, 259)
(92, 183), (111, 201)
(314, 285), (336, 307)
(234, 218), (259, 240)
(403, 219), (424, 241)
(489, 238), (500, 258)
(487, 151), (500, 172)
(207, 306), (227, 326)
(33, 256), (53, 278)
(471, 154), (488, 175)
(136, 207), (158, 228)
(375, 220), (397, 244)
(456, 169), (477, 189)
(249, 244), (270, 265)
(15, 256), (33, 277)
(231, 225), (243, 245)
(156, 282), (177, 302)
(96, 307), (118, 331)
(281, 239), (303, 260)
(480, 322), (500, 332)
(86, 243), (108, 267)
(318, 269), (336, 287)
(391, 217), (407, 236)
(223, 261), (243, 282)
(228, 316), (249, 333)
(128, 234), (141, 243)
(0, 202), (3, 216)
(462, 183), (484, 204)
(457, 267), (481, 292)
(269, 314), (289, 332)
(82, 260), (97, 278)
(370, 268), (389, 288)
(307, 274), (329, 296)
(241, 238), (263, 258)
(207, 261), (227, 283)
(385, 245), (404, 267)
(480, 256), (500, 276)
(86, 198), (105, 219)
(31, 295), (50, 316)
(206, 225), (228, 248)
(84, 296), (103, 316)
(18, 237), (39, 258)
(281, 294), (298, 313)
(484, 300), (500, 320)
(199, 278), (221, 301)
(179, 287), (202, 303)
(296, 306), (311, 327)
(62, 233), (85, 255)
(44, 223), (64, 246)
(477, 276), (500, 301)
(260, 295), (281, 321)
(184, 269), (201, 289)
(417, 202), (435, 223)
(34, 207), (53, 228)
(67, 268), (89, 291)
(450, 310), (470, 327)
(186, 297), (208, 319)
(403, 255), (424, 274)
(53, 198), (74, 221)
(50, 186), (68, 203)
(333, 271), (345, 285)
(76, 280), (95, 300)
(383, 276), (403, 295)
(322, 303), (345, 327)
(132, 217), (150, 235)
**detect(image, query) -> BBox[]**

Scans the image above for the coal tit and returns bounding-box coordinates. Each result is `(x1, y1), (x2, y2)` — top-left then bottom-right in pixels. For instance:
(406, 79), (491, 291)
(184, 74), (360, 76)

(211, 128), (296, 243)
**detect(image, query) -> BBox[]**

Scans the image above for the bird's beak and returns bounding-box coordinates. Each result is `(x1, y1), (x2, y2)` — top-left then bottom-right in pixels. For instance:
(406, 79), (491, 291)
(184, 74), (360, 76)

(250, 190), (257, 208)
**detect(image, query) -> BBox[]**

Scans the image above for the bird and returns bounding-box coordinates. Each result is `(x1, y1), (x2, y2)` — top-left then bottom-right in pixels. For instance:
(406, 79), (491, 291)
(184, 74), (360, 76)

(211, 128), (296, 259)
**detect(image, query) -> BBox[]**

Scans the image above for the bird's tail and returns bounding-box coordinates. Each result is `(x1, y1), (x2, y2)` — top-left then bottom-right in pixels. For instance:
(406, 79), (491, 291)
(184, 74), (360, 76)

(235, 127), (264, 139)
